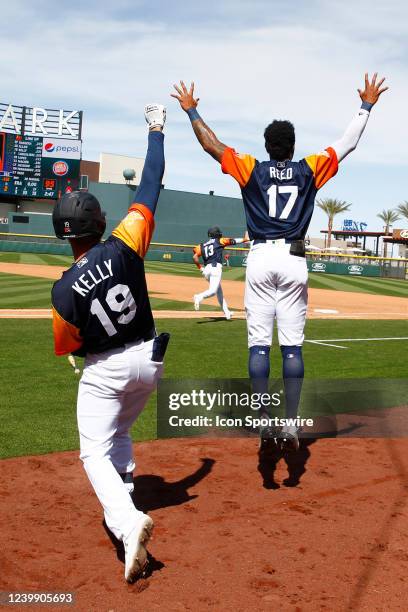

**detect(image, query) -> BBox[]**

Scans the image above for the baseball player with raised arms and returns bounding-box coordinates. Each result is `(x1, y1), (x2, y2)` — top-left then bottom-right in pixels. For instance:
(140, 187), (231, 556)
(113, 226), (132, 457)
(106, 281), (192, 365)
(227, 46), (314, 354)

(51, 104), (168, 582)
(172, 74), (388, 451)
(192, 225), (247, 318)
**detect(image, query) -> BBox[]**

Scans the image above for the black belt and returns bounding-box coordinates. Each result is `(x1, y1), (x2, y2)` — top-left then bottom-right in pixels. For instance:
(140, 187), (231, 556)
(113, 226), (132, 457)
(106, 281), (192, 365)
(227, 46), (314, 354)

(252, 239), (306, 257)
(114, 328), (155, 349)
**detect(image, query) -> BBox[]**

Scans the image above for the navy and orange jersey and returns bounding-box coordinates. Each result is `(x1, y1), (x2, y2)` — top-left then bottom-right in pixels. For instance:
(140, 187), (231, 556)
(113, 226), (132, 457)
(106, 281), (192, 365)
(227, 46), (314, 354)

(51, 203), (155, 357)
(221, 147), (338, 241)
(194, 237), (237, 266)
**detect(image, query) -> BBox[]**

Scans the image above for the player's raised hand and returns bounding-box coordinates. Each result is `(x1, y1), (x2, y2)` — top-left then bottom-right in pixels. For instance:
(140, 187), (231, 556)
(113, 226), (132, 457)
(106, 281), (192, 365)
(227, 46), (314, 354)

(358, 73), (388, 106)
(171, 81), (200, 112)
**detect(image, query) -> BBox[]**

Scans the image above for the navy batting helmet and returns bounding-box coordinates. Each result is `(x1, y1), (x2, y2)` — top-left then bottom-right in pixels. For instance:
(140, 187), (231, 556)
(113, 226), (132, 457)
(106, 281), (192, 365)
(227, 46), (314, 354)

(208, 226), (222, 238)
(52, 191), (106, 240)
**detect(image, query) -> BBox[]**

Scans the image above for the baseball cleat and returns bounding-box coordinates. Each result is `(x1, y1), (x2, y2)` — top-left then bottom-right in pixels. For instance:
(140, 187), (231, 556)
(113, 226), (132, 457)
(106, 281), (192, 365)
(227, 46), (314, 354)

(258, 425), (280, 453)
(124, 515), (154, 583)
(278, 430), (300, 452)
(193, 295), (200, 311)
(259, 436), (279, 455)
(144, 104), (166, 129)
(225, 311), (233, 320)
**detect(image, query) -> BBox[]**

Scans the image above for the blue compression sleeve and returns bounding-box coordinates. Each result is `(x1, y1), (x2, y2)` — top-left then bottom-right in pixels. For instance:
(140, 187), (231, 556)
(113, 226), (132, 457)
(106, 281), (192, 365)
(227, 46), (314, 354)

(187, 108), (201, 122)
(281, 346), (304, 419)
(133, 131), (165, 214)
(249, 346), (270, 398)
(361, 101), (373, 112)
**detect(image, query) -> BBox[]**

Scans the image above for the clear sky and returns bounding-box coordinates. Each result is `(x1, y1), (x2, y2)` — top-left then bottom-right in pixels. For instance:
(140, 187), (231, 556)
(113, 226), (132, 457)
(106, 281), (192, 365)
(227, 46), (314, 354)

(2, 0), (407, 238)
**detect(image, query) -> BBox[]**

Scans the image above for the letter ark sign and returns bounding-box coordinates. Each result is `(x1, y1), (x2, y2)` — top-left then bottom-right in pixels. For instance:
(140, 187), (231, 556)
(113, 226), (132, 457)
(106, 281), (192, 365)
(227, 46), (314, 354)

(0, 102), (82, 139)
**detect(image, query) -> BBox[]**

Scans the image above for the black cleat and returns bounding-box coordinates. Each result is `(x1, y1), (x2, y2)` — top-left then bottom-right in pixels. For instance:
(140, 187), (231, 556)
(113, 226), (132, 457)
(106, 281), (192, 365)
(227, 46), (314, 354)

(259, 426), (280, 455)
(278, 430), (300, 452)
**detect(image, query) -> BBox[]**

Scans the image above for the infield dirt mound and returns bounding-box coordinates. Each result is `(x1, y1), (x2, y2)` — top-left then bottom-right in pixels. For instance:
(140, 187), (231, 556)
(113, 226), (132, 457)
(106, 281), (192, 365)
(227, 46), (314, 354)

(1, 437), (408, 611)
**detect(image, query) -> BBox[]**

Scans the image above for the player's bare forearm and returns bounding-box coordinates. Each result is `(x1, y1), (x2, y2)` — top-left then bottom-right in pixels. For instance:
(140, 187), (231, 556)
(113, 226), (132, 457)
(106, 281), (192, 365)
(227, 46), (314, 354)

(171, 80), (227, 163)
(190, 117), (227, 162)
(193, 252), (202, 269)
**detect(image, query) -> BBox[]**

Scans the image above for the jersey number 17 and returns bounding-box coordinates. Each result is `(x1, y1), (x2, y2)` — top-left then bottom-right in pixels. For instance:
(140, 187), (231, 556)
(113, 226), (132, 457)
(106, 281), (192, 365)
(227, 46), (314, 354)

(267, 185), (298, 219)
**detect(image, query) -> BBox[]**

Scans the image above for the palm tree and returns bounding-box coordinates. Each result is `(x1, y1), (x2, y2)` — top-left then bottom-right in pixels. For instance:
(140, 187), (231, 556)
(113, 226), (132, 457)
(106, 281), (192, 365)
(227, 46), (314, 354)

(396, 201), (408, 222)
(316, 198), (351, 248)
(377, 209), (400, 258)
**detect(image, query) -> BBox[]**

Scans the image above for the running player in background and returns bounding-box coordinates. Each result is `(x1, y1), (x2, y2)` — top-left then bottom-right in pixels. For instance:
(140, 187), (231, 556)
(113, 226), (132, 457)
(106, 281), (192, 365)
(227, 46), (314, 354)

(192, 226), (247, 318)
(51, 104), (168, 583)
(172, 74), (388, 451)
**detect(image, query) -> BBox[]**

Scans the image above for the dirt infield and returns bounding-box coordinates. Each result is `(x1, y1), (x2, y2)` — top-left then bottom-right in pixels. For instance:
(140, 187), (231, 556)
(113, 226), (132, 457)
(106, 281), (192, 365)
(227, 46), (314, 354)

(1, 437), (407, 611)
(0, 309), (242, 319)
(0, 262), (406, 320)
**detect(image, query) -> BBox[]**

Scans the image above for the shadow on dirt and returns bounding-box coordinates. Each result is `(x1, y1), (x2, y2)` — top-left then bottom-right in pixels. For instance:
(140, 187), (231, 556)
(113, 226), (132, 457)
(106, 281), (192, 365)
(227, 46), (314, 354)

(258, 438), (317, 489)
(132, 456), (215, 512)
(102, 457), (215, 576)
(258, 421), (365, 489)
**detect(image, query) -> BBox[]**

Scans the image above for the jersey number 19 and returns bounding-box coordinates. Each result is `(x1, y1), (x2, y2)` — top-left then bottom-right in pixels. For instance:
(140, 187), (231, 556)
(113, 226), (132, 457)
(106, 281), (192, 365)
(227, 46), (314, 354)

(90, 283), (136, 336)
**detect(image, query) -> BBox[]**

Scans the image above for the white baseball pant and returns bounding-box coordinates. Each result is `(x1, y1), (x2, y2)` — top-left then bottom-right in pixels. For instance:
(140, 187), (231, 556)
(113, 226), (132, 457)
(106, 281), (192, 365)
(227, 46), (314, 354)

(245, 242), (308, 347)
(196, 263), (231, 317)
(77, 338), (163, 541)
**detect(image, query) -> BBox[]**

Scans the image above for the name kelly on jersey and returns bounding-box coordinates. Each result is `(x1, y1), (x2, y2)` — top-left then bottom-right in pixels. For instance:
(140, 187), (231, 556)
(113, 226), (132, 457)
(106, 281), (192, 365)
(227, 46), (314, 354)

(72, 259), (114, 297)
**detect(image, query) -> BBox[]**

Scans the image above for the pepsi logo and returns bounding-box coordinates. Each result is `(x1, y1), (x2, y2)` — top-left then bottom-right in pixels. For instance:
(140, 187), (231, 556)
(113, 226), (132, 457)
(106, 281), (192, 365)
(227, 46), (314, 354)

(53, 161), (69, 176)
(44, 142), (55, 152)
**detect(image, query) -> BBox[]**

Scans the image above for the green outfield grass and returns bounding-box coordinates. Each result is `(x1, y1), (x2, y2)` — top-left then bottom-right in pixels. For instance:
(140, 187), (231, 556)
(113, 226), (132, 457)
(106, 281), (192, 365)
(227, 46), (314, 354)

(0, 272), (214, 311)
(0, 252), (72, 266)
(0, 251), (407, 297)
(307, 272), (408, 297)
(145, 260), (247, 281)
(1, 318), (407, 459)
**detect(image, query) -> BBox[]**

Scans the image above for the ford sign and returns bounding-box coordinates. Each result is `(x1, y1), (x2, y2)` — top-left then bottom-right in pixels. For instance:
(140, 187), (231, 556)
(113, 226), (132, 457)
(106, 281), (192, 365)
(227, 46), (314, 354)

(348, 265), (364, 275)
(312, 263), (326, 272)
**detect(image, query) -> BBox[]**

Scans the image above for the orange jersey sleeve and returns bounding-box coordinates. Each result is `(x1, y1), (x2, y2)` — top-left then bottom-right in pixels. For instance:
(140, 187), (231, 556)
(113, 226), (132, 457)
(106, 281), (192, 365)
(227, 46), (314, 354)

(52, 307), (83, 356)
(221, 148), (256, 188)
(112, 203), (155, 259)
(304, 147), (338, 189)
(220, 237), (234, 247)
(193, 245), (202, 257)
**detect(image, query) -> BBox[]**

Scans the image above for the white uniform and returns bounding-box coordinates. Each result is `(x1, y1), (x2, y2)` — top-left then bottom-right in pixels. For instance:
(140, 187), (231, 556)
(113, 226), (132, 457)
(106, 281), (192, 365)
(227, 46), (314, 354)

(220, 106), (371, 348)
(52, 155), (165, 543)
(77, 339), (163, 540)
(194, 236), (243, 318)
(245, 241), (308, 347)
(196, 262), (230, 317)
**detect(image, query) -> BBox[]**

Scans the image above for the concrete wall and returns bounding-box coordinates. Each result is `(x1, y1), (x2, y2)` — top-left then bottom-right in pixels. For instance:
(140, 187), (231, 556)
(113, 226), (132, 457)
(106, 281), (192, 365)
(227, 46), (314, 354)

(82, 182), (246, 244)
(3, 181), (246, 245)
(99, 153), (145, 186)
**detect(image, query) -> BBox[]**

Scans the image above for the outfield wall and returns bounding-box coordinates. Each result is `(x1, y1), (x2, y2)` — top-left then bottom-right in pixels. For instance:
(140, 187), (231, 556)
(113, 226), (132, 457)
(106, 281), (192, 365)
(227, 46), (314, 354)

(5, 182), (247, 243)
(0, 236), (407, 279)
(0, 180), (407, 279)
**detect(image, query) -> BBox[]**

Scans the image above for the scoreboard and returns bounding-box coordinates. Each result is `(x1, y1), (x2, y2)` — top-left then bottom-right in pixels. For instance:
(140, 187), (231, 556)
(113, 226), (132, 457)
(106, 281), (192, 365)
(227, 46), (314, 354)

(0, 132), (81, 199)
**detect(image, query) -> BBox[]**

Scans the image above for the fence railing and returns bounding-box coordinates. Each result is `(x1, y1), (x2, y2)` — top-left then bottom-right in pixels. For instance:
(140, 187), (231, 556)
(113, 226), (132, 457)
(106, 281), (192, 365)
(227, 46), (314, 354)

(0, 233), (407, 279)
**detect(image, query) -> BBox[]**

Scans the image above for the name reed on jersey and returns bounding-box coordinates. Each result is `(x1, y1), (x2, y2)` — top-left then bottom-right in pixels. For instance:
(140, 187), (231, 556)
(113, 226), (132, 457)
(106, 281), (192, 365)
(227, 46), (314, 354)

(269, 167), (293, 180)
